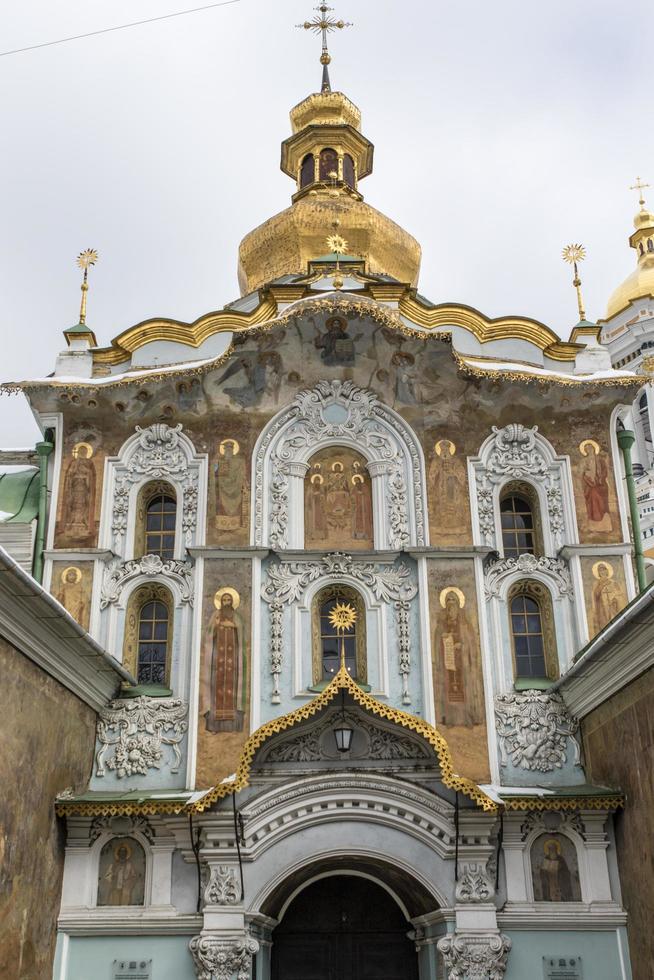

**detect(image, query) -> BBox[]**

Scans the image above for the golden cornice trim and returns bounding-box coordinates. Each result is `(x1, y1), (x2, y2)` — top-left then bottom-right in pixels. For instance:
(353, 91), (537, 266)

(55, 798), (191, 817)
(501, 795), (624, 812)
(92, 299), (278, 365)
(453, 351), (646, 388)
(190, 663), (497, 814)
(398, 296), (580, 360)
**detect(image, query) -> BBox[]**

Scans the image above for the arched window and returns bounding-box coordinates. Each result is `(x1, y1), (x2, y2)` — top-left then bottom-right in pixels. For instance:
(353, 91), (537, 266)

(123, 584), (173, 686)
(639, 391), (652, 444)
(319, 147), (339, 182)
(508, 580), (558, 682)
(342, 153), (355, 188)
(648, 238), (654, 253)
(312, 585), (366, 686)
(500, 483), (542, 557)
(300, 153), (315, 188)
(640, 243), (645, 255)
(97, 837), (146, 906)
(135, 481), (176, 558)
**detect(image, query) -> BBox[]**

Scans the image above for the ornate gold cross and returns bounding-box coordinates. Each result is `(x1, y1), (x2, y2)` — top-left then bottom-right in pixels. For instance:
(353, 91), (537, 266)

(76, 248), (98, 325)
(630, 176), (650, 209)
(297, 3), (352, 91)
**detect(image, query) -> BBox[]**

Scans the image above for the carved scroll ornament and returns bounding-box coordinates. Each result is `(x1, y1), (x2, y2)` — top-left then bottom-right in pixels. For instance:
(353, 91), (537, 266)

(437, 933), (511, 980)
(484, 553), (573, 600)
(100, 553), (194, 608)
(189, 935), (259, 980)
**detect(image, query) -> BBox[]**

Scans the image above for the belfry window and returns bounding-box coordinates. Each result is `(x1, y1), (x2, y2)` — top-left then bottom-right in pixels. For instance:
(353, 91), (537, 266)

(312, 585), (366, 687)
(137, 599), (170, 685)
(500, 483), (542, 557)
(508, 580), (558, 683)
(300, 153), (314, 188)
(319, 147), (339, 182)
(343, 154), (355, 189)
(648, 239), (654, 253)
(135, 481), (176, 559)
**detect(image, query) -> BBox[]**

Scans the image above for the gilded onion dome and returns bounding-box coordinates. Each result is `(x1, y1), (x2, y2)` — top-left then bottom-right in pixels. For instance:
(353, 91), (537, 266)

(606, 196), (654, 319)
(237, 87), (422, 295)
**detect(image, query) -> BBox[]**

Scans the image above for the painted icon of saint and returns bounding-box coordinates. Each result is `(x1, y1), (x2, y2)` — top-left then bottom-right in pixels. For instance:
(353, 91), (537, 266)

(201, 588), (245, 733)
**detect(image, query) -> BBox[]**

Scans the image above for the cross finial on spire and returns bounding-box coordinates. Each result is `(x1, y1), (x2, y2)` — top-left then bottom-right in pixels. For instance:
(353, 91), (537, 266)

(630, 176), (651, 210)
(297, 4), (352, 93)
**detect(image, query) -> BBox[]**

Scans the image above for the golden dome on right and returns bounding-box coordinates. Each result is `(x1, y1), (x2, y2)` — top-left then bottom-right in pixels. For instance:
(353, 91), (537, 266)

(605, 196), (654, 319)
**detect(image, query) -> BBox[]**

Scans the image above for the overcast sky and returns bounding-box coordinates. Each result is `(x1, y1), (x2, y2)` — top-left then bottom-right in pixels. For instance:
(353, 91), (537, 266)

(1, 0), (653, 445)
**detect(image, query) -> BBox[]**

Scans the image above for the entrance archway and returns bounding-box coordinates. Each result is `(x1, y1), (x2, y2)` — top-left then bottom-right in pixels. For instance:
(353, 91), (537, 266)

(271, 874), (419, 980)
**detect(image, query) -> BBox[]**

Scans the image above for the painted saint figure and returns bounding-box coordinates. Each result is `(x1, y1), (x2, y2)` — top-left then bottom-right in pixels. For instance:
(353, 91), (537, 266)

(429, 440), (460, 535)
(325, 461), (351, 532)
(351, 473), (372, 540)
(201, 588), (245, 733)
(57, 565), (88, 629)
(307, 471), (326, 541)
(531, 834), (581, 902)
(436, 587), (484, 726)
(314, 316), (357, 366)
(215, 438), (246, 530)
(591, 561), (624, 633)
(580, 440), (612, 532)
(97, 838), (145, 907)
(62, 442), (96, 540)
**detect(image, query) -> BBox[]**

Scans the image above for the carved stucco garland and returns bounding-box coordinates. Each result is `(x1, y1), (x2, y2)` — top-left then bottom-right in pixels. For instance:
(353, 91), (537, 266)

(189, 935), (259, 980)
(262, 552), (417, 704)
(254, 379), (424, 551)
(100, 553), (195, 608)
(95, 696), (189, 778)
(494, 690), (580, 773)
(204, 865), (241, 906)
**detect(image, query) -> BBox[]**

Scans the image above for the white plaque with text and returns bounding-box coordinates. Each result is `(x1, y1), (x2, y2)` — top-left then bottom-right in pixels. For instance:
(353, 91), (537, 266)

(113, 960), (152, 980)
(543, 955), (582, 980)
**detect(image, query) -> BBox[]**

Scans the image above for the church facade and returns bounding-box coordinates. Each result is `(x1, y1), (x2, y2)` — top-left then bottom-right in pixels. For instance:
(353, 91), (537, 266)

(6, 31), (648, 980)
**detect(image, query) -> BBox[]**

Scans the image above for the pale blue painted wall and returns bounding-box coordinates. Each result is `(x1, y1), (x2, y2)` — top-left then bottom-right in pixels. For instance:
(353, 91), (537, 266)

(54, 935), (196, 980)
(504, 928), (631, 980)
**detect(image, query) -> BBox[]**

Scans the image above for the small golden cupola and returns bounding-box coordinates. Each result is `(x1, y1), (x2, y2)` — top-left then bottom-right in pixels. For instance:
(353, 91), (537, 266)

(237, 4), (421, 296)
(605, 177), (654, 319)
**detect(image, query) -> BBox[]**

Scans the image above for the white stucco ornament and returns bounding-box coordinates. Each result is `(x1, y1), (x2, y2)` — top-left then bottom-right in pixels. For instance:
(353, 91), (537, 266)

(494, 690), (580, 772)
(95, 695), (188, 778)
(437, 933), (511, 980)
(100, 553), (195, 608)
(189, 935), (259, 980)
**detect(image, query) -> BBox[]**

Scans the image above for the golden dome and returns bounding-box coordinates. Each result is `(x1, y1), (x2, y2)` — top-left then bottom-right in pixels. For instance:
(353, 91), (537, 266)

(605, 207), (654, 318)
(237, 87), (421, 295)
(238, 193), (421, 294)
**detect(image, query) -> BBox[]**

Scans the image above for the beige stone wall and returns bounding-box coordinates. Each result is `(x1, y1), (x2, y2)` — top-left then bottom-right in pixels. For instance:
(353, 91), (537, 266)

(0, 638), (96, 980)
(581, 668), (654, 980)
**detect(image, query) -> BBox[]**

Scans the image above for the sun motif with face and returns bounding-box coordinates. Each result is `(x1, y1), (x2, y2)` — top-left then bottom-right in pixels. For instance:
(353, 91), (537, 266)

(328, 601), (357, 633)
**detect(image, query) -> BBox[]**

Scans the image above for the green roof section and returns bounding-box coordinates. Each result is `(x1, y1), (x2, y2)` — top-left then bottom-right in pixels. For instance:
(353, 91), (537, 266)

(0, 468), (39, 523)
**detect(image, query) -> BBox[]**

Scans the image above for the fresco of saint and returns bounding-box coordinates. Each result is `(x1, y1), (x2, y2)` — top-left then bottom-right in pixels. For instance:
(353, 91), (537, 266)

(531, 834), (581, 902)
(201, 588), (246, 733)
(579, 440), (612, 533)
(591, 561), (625, 633)
(435, 587), (484, 726)
(97, 838), (145, 907)
(304, 450), (373, 550)
(55, 565), (89, 630)
(215, 438), (247, 530)
(62, 442), (96, 540)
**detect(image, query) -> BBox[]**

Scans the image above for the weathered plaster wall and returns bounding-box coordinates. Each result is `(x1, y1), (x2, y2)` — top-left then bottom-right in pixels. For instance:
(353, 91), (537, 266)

(581, 667), (654, 980)
(0, 637), (96, 980)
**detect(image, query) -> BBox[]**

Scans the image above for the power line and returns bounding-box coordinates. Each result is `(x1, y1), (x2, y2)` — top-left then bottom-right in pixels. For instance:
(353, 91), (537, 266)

(0, 0), (241, 58)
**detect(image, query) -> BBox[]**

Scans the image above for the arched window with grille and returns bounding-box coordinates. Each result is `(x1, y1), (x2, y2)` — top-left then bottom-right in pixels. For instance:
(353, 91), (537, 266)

(311, 585), (366, 687)
(508, 580), (558, 683)
(123, 584), (173, 687)
(135, 481), (176, 559)
(500, 483), (542, 557)
(300, 153), (315, 188)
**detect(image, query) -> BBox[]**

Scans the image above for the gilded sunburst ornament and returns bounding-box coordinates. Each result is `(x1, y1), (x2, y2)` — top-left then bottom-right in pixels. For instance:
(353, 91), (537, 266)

(328, 601), (357, 632)
(77, 248), (99, 270)
(561, 244), (585, 265)
(326, 234), (348, 255)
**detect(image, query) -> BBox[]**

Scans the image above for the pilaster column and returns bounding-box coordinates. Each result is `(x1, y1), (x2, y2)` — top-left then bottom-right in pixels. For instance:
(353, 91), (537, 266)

(500, 816), (529, 904)
(581, 811), (612, 902)
(285, 461), (310, 549)
(367, 458), (392, 549)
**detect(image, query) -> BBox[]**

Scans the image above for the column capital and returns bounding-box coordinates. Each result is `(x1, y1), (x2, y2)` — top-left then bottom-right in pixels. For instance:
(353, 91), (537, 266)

(189, 934), (259, 980)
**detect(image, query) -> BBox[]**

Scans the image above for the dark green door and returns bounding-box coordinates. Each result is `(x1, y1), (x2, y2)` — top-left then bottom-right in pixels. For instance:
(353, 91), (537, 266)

(271, 875), (419, 980)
